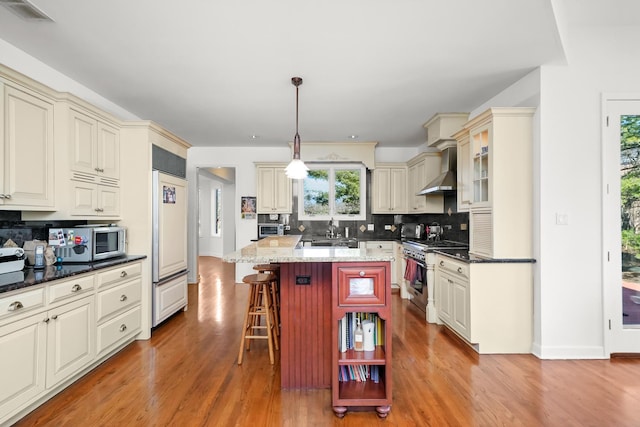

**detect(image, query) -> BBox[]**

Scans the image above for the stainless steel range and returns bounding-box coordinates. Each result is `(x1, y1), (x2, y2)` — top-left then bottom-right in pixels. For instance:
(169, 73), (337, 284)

(402, 239), (468, 322)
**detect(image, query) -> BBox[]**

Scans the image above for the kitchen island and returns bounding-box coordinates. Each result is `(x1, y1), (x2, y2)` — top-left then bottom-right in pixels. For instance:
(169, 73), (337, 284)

(223, 235), (395, 418)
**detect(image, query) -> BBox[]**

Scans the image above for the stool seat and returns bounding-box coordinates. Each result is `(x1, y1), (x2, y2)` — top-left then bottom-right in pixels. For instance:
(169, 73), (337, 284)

(243, 273), (273, 284)
(253, 264), (280, 274)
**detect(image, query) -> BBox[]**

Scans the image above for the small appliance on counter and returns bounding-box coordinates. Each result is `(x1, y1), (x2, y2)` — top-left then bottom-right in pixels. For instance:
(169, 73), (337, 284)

(0, 247), (25, 275)
(258, 223), (284, 239)
(400, 223), (425, 240)
(48, 225), (126, 263)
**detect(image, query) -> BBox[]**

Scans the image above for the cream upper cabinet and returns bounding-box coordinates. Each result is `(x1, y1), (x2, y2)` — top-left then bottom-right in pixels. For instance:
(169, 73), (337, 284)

(68, 106), (121, 218)
(406, 152), (444, 213)
(69, 108), (120, 181)
(255, 163), (292, 213)
(0, 81), (55, 209)
(372, 164), (408, 214)
(454, 108), (535, 258)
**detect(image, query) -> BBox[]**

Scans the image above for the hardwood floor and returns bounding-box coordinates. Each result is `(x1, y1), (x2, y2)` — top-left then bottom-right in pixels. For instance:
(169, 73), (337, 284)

(14, 257), (640, 426)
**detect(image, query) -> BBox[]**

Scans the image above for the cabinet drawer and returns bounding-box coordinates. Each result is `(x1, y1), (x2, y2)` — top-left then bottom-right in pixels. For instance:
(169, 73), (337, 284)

(336, 265), (386, 306)
(153, 274), (187, 326)
(0, 287), (45, 323)
(48, 274), (95, 305)
(366, 241), (394, 252)
(96, 277), (142, 323)
(96, 262), (142, 289)
(437, 257), (469, 278)
(96, 306), (141, 357)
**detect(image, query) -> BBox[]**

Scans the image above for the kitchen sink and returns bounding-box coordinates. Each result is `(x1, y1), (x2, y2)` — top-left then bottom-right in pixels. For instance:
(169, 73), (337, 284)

(302, 238), (359, 248)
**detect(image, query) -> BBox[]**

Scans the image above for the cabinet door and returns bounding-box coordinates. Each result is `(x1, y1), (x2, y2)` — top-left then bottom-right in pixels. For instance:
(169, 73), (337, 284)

(471, 126), (490, 206)
(451, 276), (470, 340)
(336, 265), (386, 306)
(407, 162), (425, 211)
(273, 167), (292, 212)
(97, 122), (120, 180)
(46, 296), (95, 388)
(97, 185), (120, 216)
(372, 168), (392, 213)
(0, 312), (47, 418)
(70, 180), (98, 215)
(457, 135), (471, 211)
(153, 273), (187, 326)
(69, 109), (98, 175)
(436, 272), (452, 325)
(1, 84), (54, 208)
(156, 173), (188, 279)
(389, 167), (408, 212)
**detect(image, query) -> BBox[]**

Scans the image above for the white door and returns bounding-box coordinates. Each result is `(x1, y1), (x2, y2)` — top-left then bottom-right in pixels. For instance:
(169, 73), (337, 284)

(603, 98), (640, 354)
(156, 172), (188, 279)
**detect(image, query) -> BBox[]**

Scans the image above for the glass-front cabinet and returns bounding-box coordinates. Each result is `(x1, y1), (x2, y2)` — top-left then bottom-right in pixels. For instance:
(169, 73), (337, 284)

(472, 127), (490, 205)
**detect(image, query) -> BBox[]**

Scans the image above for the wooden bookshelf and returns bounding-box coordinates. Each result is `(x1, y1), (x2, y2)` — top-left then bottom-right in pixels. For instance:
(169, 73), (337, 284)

(331, 262), (392, 418)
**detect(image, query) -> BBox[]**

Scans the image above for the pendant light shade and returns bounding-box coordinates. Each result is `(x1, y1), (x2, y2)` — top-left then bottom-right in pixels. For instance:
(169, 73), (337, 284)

(285, 77), (309, 179)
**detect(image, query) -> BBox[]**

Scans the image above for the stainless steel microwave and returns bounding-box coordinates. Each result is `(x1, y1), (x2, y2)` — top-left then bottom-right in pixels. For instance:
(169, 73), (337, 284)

(52, 226), (126, 262)
(258, 223), (284, 239)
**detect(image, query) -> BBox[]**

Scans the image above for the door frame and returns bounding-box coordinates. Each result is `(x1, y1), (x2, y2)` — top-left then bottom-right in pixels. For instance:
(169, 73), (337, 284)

(602, 93), (640, 355)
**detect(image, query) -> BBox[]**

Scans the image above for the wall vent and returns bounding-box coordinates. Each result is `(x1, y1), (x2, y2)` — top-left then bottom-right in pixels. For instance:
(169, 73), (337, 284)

(0, 0), (54, 22)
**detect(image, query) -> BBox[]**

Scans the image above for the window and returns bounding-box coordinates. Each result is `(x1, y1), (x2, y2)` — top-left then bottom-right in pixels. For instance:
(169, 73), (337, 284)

(212, 188), (222, 236)
(298, 163), (366, 221)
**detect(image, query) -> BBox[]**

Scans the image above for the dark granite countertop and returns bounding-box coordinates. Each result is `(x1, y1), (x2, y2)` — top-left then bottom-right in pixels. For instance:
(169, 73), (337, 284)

(434, 248), (536, 264)
(0, 255), (146, 295)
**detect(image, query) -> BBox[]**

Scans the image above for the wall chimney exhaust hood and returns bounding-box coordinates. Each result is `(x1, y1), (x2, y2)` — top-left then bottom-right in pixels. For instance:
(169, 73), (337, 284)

(418, 146), (457, 195)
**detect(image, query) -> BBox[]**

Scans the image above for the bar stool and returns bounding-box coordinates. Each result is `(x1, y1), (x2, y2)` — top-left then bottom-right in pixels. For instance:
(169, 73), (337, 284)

(238, 273), (278, 365)
(253, 264), (280, 337)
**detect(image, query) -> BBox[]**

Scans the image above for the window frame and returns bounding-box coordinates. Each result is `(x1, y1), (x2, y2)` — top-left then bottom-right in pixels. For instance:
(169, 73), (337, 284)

(297, 163), (367, 221)
(211, 187), (222, 237)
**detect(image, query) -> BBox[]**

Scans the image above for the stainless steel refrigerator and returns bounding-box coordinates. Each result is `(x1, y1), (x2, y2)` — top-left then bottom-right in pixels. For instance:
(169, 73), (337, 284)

(152, 170), (188, 327)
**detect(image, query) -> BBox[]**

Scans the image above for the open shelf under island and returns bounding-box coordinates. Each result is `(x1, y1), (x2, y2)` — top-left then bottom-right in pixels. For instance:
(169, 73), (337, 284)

(223, 235), (394, 418)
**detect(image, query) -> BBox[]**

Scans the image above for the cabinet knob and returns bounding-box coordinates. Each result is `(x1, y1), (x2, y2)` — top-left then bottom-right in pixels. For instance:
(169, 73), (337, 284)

(43, 318), (50, 323)
(359, 271), (365, 277)
(120, 294), (128, 302)
(8, 301), (24, 311)
(439, 261), (444, 267)
(120, 271), (128, 278)
(51, 315), (58, 320)
(3, 194), (11, 200)
(119, 324), (127, 332)
(457, 267), (463, 273)
(71, 284), (82, 292)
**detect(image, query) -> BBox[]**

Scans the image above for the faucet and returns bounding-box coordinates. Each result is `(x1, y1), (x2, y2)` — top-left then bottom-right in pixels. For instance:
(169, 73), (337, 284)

(327, 218), (336, 239)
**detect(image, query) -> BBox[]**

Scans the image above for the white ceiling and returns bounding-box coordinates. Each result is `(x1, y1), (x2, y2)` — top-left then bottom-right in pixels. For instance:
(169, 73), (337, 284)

(0, 0), (601, 148)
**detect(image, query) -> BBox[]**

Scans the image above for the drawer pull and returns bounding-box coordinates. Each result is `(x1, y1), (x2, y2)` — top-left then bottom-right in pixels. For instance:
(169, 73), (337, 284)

(359, 271), (365, 277)
(120, 271), (128, 278)
(71, 284), (82, 292)
(44, 318), (50, 323)
(120, 294), (128, 302)
(8, 301), (24, 311)
(52, 315), (58, 320)
(440, 261), (444, 266)
(119, 324), (127, 332)
(457, 267), (463, 273)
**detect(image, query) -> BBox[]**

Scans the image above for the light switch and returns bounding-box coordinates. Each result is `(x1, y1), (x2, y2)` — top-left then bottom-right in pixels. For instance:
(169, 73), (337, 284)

(367, 224), (374, 231)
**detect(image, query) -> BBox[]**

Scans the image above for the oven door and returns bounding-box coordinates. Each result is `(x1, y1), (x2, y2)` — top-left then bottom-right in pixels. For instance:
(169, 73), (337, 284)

(404, 257), (428, 312)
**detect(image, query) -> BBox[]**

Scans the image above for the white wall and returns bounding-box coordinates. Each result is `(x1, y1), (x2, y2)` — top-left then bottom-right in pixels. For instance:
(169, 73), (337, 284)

(187, 146), (291, 283)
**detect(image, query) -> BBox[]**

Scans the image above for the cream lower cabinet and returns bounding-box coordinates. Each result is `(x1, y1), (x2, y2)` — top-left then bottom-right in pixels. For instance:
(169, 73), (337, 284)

(0, 261), (143, 426)
(45, 296), (95, 387)
(436, 254), (533, 354)
(0, 80), (55, 209)
(95, 262), (142, 358)
(153, 273), (188, 327)
(0, 311), (47, 422)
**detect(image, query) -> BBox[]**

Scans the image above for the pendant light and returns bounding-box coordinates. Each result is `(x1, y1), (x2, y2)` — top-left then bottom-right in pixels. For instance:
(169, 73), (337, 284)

(285, 76), (309, 179)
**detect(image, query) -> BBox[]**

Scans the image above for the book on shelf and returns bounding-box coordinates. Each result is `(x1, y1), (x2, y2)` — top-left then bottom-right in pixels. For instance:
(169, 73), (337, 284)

(338, 312), (385, 352)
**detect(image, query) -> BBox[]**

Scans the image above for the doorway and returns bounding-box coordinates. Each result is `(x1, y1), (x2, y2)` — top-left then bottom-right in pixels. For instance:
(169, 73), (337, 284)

(603, 97), (640, 354)
(196, 167), (236, 257)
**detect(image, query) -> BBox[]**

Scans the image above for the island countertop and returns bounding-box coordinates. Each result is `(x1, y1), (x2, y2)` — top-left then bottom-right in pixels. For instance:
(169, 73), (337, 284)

(223, 235), (395, 264)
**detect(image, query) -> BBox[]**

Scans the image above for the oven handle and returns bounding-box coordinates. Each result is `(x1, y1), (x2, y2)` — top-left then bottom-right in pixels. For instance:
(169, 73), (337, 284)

(403, 254), (426, 269)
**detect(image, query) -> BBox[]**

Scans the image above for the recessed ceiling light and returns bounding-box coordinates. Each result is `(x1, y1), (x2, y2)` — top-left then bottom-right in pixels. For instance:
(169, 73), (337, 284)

(348, 135), (359, 139)
(251, 134), (259, 139)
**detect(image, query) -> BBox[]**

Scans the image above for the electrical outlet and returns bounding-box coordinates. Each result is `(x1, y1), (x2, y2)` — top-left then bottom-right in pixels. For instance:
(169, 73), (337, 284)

(367, 224), (374, 231)
(460, 223), (467, 231)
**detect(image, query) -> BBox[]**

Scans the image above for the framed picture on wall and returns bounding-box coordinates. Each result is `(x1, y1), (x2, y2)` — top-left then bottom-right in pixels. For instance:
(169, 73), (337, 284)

(241, 196), (256, 219)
